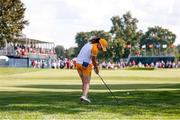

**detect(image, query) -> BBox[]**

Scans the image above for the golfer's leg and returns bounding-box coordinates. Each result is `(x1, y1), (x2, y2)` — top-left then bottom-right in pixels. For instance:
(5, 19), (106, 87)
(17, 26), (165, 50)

(81, 65), (92, 97)
(77, 70), (83, 81)
(77, 70), (89, 96)
(77, 70), (84, 93)
(82, 76), (91, 97)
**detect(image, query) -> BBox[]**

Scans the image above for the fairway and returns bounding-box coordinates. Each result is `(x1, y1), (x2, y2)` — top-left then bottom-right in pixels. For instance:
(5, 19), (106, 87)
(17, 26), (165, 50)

(0, 68), (180, 120)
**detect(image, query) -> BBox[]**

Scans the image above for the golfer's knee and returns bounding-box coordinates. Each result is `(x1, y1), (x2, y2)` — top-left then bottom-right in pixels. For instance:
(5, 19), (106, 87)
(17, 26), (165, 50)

(83, 80), (90, 84)
(83, 79), (90, 84)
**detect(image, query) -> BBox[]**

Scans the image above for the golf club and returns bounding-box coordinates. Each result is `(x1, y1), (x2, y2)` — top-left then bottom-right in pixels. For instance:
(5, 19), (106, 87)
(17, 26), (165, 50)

(97, 74), (119, 104)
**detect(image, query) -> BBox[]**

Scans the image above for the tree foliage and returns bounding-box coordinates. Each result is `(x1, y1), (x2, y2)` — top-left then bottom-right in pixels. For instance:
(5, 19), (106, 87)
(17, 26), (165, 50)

(66, 12), (176, 62)
(74, 11), (177, 62)
(175, 44), (180, 60)
(110, 11), (143, 58)
(75, 32), (89, 54)
(55, 45), (65, 58)
(141, 26), (176, 46)
(176, 44), (180, 54)
(140, 26), (176, 55)
(0, 0), (28, 47)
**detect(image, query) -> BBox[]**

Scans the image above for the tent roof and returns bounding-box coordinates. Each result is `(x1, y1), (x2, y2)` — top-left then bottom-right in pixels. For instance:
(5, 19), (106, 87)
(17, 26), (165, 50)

(17, 38), (55, 44)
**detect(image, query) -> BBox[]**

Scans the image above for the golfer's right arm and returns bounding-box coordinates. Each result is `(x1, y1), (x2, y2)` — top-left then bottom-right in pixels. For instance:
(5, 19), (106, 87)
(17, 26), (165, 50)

(92, 56), (99, 74)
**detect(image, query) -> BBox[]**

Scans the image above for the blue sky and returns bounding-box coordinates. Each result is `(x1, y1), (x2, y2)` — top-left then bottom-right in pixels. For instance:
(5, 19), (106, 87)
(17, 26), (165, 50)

(22, 0), (180, 48)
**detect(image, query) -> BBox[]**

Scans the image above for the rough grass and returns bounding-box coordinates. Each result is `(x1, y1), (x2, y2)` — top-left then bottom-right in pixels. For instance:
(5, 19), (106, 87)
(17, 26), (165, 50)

(0, 68), (180, 120)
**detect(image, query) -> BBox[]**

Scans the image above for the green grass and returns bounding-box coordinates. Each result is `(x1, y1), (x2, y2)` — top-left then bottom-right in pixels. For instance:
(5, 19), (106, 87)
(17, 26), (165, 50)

(0, 67), (41, 75)
(0, 68), (180, 120)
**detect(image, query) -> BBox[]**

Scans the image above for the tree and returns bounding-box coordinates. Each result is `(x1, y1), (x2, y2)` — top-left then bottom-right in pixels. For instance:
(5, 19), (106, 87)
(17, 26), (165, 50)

(55, 45), (65, 58)
(140, 26), (176, 56)
(110, 11), (142, 59)
(0, 0), (28, 47)
(75, 32), (89, 54)
(175, 44), (180, 60)
(176, 44), (180, 54)
(66, 47), (77, 59)
(110, 38), (125, 61)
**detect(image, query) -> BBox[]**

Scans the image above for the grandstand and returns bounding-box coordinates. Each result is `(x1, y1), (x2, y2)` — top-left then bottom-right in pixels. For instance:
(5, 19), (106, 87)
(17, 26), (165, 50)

(0, 37), (57, 68)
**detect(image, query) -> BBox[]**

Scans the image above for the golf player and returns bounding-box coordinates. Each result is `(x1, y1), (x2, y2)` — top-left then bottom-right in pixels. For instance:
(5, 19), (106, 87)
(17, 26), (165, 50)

(76, 37), (108, 103)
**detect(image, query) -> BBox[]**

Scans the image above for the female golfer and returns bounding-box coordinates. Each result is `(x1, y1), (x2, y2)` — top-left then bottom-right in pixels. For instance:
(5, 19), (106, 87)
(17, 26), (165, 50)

(76, 37), (108, 103)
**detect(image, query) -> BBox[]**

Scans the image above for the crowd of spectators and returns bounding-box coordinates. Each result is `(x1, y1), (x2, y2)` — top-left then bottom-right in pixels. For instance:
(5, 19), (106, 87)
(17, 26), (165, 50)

(31, 60), (46, 68)
(51, 58), (76, 69)
(31, 58), (77, 69)
(101, 60), (180, 69)
(31, 57), (180, 69)
(14, 44), (56, 57)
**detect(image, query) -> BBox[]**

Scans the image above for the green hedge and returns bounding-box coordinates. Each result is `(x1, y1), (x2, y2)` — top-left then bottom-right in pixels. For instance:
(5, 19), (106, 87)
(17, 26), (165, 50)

(125, 67), (155, 70)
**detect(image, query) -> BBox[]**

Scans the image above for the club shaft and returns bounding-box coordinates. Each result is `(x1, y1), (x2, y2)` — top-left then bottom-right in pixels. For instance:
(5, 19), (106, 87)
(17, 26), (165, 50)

(98, 74), (118, 104)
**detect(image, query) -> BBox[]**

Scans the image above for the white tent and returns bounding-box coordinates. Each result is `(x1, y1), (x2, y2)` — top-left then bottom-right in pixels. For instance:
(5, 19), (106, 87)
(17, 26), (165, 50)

(0, 56), (9, 62)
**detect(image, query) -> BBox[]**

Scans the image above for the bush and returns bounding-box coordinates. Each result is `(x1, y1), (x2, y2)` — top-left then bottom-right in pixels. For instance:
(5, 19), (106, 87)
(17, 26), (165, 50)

(125, 67), (155, 70)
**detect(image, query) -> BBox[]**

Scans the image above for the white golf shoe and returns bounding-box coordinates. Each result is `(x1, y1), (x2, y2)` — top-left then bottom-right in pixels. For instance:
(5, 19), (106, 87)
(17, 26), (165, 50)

(80, 96), (91, 103)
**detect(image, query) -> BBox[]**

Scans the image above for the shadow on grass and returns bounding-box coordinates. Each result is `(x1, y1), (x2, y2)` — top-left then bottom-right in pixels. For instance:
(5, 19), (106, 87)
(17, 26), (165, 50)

(0, 89), (179, 116)
(17, 83), (180, 90)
